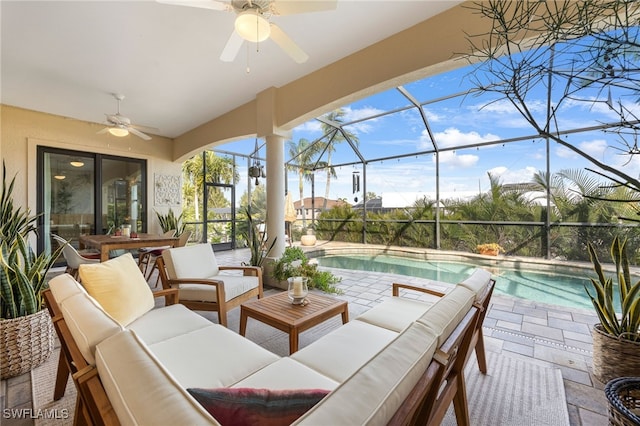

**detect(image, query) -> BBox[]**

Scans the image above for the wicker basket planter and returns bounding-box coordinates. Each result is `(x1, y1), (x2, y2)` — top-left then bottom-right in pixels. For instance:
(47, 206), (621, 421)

(592, 324), (640, 384)
(0, 309), (54, 380)
(605, 377), (640, 426)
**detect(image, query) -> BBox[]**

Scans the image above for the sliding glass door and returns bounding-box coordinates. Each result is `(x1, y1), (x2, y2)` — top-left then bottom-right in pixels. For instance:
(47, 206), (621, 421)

(37, 147), (146, 257)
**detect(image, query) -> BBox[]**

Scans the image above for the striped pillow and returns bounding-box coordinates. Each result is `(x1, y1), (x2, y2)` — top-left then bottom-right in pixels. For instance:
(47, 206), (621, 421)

(187, 387), (329, 426)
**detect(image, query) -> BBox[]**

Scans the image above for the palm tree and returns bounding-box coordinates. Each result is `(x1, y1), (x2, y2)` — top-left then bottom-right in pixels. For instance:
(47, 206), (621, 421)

(319, 109), (359, 209)
(182, 151), (237, 225)
(287, 138), (322, 228)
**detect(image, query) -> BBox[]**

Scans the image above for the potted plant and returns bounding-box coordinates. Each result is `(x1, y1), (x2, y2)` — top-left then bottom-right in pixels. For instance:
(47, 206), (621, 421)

(154, 207), (185, 235)
(241, 209), (276, 268)
(271, 247), (341, 294)
(585, 236), (640, 383)
(476, 243), (503, 256)
(0, 163), (64, 379)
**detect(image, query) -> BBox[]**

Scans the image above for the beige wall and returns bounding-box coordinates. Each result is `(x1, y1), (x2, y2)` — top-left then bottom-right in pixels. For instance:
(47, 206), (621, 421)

(0, 105), (180, 235)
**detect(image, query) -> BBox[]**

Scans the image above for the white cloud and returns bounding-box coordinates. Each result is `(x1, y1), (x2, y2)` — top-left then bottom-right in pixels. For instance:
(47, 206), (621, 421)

(437, 150), (479, 168)
(430, 127), (500, 149)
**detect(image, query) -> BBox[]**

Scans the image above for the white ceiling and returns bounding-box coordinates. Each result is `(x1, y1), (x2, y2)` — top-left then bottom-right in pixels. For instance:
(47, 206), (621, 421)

(1, 1), (458, 139)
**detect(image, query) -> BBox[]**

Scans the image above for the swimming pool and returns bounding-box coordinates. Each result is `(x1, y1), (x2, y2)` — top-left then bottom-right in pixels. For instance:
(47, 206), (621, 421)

(316, 254), (613, 311)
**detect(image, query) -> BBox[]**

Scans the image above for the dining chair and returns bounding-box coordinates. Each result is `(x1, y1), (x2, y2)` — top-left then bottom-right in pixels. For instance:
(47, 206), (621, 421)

(139, 230), (190, 287)
(138, 230), (176, 276)
(51, 234), (100, 280)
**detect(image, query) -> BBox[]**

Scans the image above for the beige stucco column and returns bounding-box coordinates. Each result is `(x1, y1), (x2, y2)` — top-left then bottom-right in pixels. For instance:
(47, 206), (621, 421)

(264, 133), (286, 259)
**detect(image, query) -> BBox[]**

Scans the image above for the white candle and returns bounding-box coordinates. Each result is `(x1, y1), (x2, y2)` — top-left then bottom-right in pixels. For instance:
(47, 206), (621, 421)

(293, 277), (303, 297)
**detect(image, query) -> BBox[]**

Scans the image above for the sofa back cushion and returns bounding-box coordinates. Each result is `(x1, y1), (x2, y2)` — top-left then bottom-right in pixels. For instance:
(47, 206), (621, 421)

(294, 321), (438, 425)
(162, 243), (219, 279)
(416, 286), (475, 346)
(458, 268), (492, 301)
(49, 273), (123, 365)
(95, 329), (219, 425)
(79, 253), (155, 326)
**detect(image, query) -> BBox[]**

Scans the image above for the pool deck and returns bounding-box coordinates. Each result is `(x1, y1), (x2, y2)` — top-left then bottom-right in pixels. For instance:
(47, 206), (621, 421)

(1, 242), (608, 425)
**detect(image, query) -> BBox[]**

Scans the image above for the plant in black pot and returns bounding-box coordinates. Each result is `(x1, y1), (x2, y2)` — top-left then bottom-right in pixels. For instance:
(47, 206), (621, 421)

(585, 236), (640, 384)
(0, 163), (64, 379)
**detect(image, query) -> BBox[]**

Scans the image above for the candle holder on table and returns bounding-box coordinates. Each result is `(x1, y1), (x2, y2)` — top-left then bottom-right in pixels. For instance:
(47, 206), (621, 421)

(287, 277), (308, 305)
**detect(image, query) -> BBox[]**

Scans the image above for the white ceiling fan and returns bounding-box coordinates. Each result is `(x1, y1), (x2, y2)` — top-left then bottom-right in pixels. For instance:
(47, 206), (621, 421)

(97, 94), (155, 141)
(157, 0), (337, 63)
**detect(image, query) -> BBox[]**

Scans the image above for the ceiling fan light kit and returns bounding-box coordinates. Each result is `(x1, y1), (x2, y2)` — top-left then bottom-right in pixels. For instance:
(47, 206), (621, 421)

(235, 9), (270, 42)
(157, 0), (337, 64)
(108, 127), (130, 137)
(98, 94), (154, 140)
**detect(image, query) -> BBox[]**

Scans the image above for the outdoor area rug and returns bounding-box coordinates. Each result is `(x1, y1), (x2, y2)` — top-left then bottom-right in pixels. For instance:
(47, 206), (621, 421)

(31, 346), (75, 426)
(442, 351), (570, 426)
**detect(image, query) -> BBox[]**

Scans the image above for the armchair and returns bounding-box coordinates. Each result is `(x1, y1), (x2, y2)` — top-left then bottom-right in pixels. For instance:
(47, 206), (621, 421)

(156, 243), (263, 327)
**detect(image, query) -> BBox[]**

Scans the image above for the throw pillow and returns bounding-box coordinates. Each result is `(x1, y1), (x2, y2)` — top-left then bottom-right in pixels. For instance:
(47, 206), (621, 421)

(186, 387), (330, 426)
(78, 252), (155, 326)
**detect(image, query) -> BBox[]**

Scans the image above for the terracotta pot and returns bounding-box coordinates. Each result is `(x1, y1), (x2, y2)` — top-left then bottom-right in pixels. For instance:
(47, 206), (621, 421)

(479, 248), (499, 256)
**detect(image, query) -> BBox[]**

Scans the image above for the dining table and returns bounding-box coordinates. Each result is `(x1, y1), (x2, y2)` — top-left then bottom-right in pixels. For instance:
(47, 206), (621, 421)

(79, 233), (179, 262)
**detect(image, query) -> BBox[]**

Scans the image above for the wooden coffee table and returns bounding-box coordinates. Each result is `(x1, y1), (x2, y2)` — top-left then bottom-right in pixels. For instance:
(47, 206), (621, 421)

(239, 292), (349, 354)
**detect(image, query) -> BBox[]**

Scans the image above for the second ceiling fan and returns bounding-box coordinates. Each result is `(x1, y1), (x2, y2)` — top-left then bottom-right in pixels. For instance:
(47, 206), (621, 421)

(157, 0), (337, 63)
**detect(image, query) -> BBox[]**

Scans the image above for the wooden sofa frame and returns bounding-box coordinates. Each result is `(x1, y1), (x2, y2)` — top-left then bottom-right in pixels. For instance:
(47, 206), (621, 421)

(155, 255), (263, 327)
(43, 287), (178, 426)
(42, 283), (487, 426)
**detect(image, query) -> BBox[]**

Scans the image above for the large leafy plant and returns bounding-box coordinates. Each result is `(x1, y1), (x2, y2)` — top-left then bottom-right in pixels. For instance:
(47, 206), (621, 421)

(0, 163), (63, 319)
(586, 236), (640, 342)
(241, 209), (276, 267)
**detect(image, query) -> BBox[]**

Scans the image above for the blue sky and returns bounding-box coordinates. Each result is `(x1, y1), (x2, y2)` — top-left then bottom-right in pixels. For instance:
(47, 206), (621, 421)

(219, 57), (640, 207)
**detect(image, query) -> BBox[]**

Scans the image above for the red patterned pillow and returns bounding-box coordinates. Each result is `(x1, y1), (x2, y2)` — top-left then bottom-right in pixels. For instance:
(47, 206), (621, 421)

(187, 387), (329, 426)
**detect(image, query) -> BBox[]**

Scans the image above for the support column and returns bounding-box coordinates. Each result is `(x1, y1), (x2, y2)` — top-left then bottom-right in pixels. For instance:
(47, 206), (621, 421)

(265, 133), (286, 259)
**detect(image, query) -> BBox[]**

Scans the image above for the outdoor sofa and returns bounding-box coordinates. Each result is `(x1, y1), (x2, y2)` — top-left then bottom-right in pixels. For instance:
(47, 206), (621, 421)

(44, 252), (494, 425)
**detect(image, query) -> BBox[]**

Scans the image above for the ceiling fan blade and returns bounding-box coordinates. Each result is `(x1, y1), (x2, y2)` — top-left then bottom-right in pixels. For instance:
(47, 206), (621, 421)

(130, 123), (159, 133)
(273, 0), (337, 16)
(129, 128), (152, 141)
(220, 31), (244, 62)
(269, 24), (308, 63)
(155, 0), (228, 11)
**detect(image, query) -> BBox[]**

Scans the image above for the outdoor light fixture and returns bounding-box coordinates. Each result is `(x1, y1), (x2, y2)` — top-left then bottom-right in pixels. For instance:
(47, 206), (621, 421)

(248, 139), (265, 185)
(235, 8), (270, 42)
(108, 127), (129, 137)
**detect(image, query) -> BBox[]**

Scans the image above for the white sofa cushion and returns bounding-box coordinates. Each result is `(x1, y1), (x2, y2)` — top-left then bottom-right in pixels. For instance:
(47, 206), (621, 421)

(49, 274), (123, 365)
(355, 296), (438, 332)
(417, 286), (475, 345)
(175, 276), (259, 303)
(128, 303), (213, 345)
(458, 268), (492, 300)
(294, 322), (439, 425)
(96, 330), (219, 426)
(232, 358), (339, 391)
(162, 243), (219, 279)
(78, 253), (155, 326)
(146, 324), (280, 389)
(291, 320), (398, 383)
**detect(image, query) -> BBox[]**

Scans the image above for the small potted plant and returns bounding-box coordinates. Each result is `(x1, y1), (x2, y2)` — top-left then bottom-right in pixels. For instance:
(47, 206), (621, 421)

(271, 247), (341, 294)
(476, 243), (503, 256)
(585, 236), (640, 383)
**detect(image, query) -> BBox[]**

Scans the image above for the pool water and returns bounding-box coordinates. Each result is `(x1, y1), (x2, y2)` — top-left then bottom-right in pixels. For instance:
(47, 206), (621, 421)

(316, 254), (614, 311)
